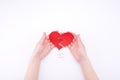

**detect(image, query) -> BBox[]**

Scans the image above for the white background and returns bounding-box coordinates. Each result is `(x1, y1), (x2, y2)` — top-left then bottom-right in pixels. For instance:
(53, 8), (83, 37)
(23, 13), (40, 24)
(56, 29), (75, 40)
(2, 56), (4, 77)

(0, 0), (120, 80)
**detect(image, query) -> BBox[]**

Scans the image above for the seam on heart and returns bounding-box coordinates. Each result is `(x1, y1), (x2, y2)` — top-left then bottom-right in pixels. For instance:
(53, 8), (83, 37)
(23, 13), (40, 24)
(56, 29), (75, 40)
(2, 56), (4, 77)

(58, 42), (64, 48)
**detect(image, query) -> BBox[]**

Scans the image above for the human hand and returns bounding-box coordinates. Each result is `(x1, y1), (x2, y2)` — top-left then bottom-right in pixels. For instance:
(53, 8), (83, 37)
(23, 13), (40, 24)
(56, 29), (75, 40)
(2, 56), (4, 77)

(32, 32), (54, 60)
(68, 34), (88, 63)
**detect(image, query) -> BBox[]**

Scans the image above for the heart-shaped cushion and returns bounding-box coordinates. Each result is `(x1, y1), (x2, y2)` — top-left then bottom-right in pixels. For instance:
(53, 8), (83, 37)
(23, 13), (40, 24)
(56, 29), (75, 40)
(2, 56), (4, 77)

(49, 31), (74, 50)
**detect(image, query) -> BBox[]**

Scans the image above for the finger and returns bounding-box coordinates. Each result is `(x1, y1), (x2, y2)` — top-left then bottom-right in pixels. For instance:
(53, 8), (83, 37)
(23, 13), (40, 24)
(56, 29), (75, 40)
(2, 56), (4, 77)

(72, 33), (78, 41)
(77, 34), (84, 46)
(72, 36), (77, 44)
(51, 44), (55, 49)
(72, 38), (75, 42)
(46, 35), (50, 40)
(68, 37), (75, 48)
(68, 44), (71, 49)
(68, 41), (72, 49)
(50, 42), (54, 47)
(46, 35), (52, 44)
(39, 32), (46, 45)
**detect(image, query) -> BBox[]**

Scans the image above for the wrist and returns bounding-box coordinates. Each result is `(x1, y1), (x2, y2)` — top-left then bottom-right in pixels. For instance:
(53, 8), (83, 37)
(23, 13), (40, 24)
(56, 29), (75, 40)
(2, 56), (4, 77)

(78, 55), (89, 64)
(31, 53), (43, 62)
(31, 55), (42, 61)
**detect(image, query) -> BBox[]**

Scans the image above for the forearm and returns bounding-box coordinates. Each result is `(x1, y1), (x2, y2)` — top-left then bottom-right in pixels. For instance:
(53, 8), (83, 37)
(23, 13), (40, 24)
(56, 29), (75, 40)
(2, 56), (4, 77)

(79, 56), (99, 80)
(24, 55), (41, 80)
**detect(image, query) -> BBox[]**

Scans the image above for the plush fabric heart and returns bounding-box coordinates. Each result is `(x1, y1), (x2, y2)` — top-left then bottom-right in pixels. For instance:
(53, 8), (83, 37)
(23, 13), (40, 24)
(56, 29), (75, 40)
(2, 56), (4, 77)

(49, 31), (74, 50)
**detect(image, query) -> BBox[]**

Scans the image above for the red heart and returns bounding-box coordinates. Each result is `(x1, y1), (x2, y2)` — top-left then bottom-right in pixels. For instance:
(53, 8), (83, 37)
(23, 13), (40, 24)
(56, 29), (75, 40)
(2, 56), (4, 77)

(49, 31), (74, 50)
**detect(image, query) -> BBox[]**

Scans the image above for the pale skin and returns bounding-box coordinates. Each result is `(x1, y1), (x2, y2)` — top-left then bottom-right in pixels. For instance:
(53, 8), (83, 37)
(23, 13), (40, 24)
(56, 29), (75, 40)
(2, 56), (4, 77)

(24, 32), (99, 80)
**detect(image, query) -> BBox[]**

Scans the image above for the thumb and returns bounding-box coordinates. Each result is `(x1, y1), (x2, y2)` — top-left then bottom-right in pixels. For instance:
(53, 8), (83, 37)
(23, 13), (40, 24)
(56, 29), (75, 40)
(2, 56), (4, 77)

(39, 32), (46, 45)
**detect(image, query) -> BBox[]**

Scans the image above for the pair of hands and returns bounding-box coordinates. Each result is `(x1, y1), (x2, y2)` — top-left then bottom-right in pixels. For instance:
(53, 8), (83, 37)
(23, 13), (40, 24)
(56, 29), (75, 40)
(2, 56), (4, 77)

(25, 33), (99, 80)
(32, 32), (87, 63)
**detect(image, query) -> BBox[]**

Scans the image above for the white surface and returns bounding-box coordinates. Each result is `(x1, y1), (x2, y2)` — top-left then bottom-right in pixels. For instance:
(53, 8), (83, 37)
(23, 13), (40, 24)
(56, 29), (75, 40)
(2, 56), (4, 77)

(0, 0), (120, 80)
